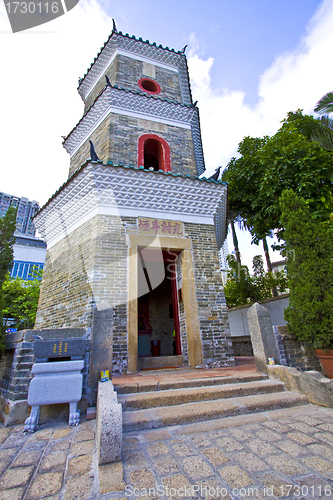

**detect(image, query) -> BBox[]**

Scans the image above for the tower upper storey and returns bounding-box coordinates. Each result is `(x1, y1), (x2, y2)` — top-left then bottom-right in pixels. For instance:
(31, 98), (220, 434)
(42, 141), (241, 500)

(63, 25), (205, 178)
(78, 29), (193, 113)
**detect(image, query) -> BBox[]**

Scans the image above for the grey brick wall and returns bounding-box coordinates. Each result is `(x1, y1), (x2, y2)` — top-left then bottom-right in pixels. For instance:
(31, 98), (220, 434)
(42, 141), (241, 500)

(35, 216), (234, 373)
(274, 326), (321, 371)
(185, 223), (235, 368)
(84, 54), (183, 113)
(69, 114), (197, 178)
(70, 115), (111, 176)
(35, 214), (129, 330)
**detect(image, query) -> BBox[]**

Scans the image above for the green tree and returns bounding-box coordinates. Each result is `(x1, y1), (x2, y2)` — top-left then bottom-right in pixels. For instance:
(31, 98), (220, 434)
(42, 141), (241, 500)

(223, 136), (268, 237)
(2, 267), (42, 331)
(223, 147), (271, 269)
(223, 254), (288, 308)
(224, 120), (333, 245)
(223, 255), (257, 308)
(0, 207), (16, 355)
(280, 189), (333, 349)
(288, 91), (333, 152)
(0, 207), (16, 285)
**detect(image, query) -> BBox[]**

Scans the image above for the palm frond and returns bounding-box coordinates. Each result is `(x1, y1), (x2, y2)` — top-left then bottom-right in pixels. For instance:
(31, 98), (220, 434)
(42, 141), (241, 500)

(314, 91), (333, 115)
(288, 112), (333, 151)
(319, 115), (333, 130)
(288, 112), (320, 140)
(311, 127), (333, 152)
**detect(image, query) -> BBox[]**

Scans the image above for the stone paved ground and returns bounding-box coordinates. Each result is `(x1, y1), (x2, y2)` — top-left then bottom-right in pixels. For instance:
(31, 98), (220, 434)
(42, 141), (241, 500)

(1, 404), (333, 499)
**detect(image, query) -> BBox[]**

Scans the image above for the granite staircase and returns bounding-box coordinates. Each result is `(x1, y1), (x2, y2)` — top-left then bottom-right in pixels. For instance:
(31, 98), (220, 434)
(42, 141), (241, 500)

(113, 371), (308, 433)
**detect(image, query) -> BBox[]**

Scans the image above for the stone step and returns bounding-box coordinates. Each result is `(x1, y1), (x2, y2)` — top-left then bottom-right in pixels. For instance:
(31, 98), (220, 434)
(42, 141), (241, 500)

(122, 390), (308, 432)
(114, 372), (267, 394)
(118, 379), (285, 411)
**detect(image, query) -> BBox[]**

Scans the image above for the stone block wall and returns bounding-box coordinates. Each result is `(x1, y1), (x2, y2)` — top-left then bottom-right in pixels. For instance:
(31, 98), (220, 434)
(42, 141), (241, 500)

(69, 114), (111, 177)
(185, 223), (235, 368)
(274, 325), (321, 372)
(35, 214), (129, 329)
(115, 55), (182, 103)
(0, 331), (35, 409)
(0, 347), (15, 399)
(35, 218), (97, 328)
(35, 214), (234, 374)
(35, 214), (130, 376)
(69, 114), (197, 178)
(231, 336), (253, 357)
(178, 300), (189, 364)
(84, 57), (117, 112)
(84, 54), (183, 113)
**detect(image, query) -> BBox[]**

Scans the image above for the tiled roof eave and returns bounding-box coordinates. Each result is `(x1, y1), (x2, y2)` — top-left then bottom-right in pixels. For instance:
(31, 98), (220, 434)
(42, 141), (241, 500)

(35, 160), (226, 218)
(63, 85), (197, 147)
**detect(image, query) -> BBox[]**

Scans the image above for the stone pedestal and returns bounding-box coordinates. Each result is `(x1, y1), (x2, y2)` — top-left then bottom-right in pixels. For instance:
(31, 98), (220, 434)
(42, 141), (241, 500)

(96, 380), (122, 464)
(247, 303), (280, 373)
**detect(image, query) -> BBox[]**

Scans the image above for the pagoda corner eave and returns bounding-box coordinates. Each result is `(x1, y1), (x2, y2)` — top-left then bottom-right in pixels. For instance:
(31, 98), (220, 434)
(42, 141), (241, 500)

(34, 162), (227, 250)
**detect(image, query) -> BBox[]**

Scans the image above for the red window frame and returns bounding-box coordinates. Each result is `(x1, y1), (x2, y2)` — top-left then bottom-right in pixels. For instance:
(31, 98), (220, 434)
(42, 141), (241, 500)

(138, 78), (161, 95)
(138, 134), (171, 172)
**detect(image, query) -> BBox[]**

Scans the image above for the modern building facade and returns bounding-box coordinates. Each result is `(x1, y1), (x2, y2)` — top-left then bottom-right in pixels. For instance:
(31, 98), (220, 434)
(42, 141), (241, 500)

(0, 192), (46, 279)
(33, 26), (235, 378)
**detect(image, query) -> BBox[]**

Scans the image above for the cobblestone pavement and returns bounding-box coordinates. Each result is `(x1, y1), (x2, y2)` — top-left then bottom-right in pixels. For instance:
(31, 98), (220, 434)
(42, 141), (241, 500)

(1, 404), (333, 500)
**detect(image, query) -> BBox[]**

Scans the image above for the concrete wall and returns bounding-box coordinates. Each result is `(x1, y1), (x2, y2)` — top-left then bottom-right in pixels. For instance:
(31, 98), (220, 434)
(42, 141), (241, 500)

(228, 294), (289, 337)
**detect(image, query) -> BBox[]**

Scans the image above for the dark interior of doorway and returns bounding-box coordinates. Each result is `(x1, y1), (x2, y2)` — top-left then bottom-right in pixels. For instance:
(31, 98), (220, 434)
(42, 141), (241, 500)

(138, 249), (181, 360)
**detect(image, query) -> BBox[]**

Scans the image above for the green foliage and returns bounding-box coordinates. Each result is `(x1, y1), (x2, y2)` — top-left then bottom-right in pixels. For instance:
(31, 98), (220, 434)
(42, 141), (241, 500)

(224, 119), (333, 243)
(287, 108), (333, 154)
(2, 267), (42, 331)
(280, 189), (333, 349)
(315, 91), (333, 115)
(223, 255), (288, 308)
(0, 207), (16, 284)
(0, 207), (17, 356)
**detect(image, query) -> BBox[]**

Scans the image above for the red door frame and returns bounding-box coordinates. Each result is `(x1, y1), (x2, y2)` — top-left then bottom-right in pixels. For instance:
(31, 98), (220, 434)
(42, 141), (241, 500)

(170, 260), (181, 355)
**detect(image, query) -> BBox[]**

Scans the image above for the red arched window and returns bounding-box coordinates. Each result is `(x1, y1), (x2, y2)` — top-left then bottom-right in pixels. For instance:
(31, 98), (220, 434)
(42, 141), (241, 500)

(138, 134), (171, 172)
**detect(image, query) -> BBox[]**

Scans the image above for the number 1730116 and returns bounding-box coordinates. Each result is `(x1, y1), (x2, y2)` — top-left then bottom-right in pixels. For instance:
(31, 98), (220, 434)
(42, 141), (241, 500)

(5, 2), (60, 14)
(279, 484), (332, 497)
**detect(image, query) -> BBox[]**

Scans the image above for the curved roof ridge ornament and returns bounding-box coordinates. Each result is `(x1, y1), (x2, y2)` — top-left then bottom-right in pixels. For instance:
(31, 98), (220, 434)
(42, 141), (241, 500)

(181, 44), (188, 54)
(112, 18), (118, 33)
(89, 140), (100, 161)
(208, 166), (222, 181)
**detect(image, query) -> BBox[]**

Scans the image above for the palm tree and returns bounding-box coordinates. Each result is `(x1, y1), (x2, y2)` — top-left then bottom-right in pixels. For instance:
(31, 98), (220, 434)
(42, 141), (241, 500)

(312, 91), (333, 151)
(315, 91), (333, 115)
(227, 210), (243, 267)
(288, 91), (333, 152)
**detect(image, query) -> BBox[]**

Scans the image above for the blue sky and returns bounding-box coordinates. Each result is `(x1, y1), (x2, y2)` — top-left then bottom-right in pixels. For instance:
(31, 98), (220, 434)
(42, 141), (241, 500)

(0, 0), (332, 268)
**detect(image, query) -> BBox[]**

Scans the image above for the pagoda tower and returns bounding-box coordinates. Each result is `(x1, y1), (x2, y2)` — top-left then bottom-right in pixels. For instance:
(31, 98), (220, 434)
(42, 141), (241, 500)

(34, 24), (235, 395)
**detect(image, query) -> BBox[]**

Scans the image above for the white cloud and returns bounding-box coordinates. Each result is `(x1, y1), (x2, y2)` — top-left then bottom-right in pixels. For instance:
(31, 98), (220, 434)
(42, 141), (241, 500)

(186, 0), (333, 267)
(0, 0), (113, 205)
(187, 0), (333, 176)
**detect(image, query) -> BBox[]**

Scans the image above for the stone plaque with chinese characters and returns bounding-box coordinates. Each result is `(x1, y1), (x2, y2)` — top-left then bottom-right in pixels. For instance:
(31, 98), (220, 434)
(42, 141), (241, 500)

(137, 217), (184, 237)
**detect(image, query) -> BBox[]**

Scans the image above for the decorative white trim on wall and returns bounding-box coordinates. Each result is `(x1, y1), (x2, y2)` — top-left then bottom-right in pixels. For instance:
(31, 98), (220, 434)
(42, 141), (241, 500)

(35, 163), (227, 249)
